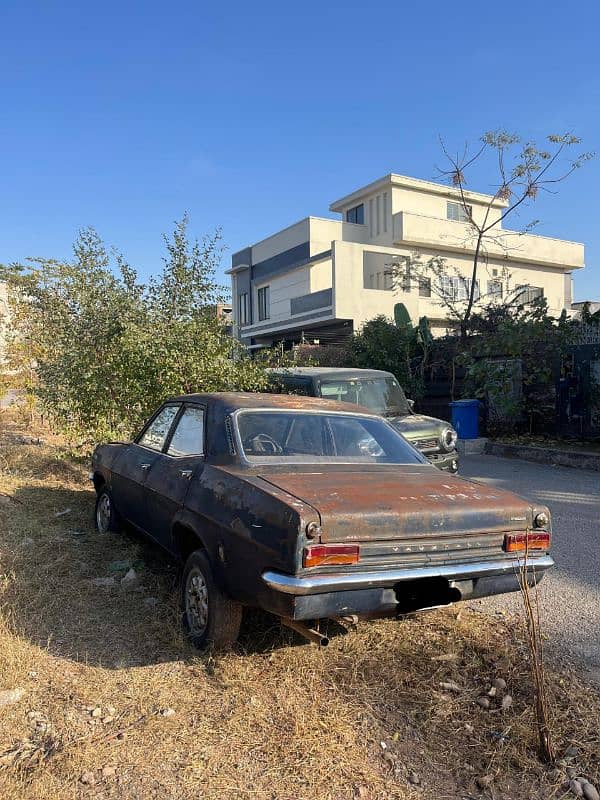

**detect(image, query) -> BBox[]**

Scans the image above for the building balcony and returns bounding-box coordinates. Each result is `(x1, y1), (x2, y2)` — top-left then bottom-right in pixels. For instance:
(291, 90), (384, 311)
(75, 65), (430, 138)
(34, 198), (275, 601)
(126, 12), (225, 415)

(393, 211), (584, 270)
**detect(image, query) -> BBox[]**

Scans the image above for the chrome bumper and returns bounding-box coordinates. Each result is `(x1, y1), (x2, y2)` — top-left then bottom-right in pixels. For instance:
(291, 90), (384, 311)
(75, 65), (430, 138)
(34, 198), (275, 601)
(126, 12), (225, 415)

(262, 555), (554, 596)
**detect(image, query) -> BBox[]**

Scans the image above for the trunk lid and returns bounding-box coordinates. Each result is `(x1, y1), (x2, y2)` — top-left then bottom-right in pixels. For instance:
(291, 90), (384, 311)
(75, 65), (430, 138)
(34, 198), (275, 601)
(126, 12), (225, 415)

(257, 466), (533, 543)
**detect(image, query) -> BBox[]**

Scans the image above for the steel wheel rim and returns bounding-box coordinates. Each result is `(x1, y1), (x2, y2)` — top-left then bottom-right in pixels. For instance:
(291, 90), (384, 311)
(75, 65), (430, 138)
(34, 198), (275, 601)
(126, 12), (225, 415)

(186, 569), (209, 635)
(96, 494), (112, 533)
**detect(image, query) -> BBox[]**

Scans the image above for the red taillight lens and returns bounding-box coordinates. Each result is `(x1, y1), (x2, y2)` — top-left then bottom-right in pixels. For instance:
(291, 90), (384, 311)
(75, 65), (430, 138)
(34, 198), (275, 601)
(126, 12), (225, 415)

(303, 544), (360, 568)
(503, 532), (551, 553)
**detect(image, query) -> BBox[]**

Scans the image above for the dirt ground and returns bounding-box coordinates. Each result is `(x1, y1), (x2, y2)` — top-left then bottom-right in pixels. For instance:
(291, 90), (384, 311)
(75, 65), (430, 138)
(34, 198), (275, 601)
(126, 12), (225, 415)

(0, 425), (599, 800)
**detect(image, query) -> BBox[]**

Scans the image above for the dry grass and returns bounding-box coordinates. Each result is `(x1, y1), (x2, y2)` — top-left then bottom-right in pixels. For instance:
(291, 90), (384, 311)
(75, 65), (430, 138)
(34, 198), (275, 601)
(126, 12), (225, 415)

(0, 425), (599, 799)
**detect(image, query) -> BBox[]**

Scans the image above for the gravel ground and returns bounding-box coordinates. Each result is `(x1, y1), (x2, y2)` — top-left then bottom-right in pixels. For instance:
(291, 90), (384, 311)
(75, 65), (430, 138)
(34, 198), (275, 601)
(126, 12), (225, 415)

(461, 454), (600, 682)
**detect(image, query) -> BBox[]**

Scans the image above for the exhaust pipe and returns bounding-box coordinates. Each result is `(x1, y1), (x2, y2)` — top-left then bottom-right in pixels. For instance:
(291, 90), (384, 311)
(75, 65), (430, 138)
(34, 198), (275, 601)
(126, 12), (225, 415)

(281, 618), (329, 647)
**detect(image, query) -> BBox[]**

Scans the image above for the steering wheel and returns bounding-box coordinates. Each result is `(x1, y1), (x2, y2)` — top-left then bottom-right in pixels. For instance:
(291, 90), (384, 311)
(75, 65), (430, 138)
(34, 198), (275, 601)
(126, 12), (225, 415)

(244, 433), (284, 455)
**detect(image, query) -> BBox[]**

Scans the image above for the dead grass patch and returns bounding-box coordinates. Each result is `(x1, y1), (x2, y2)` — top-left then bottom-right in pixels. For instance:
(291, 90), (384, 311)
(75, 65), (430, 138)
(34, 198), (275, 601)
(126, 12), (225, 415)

(0, 433), (599, 799)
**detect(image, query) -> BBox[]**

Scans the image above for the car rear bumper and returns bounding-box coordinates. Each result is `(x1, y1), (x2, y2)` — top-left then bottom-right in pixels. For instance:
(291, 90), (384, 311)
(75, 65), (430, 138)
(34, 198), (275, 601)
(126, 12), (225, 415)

(262, 555), (554, 620)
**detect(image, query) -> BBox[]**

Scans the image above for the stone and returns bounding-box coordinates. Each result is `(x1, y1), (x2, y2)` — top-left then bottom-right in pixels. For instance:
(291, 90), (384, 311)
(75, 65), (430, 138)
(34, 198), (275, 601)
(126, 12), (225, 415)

(0, 688), (25, 706)
(487, 686), (497, 698)
(121, 568), (138, 589)
(408, 772), (421, 785)
(501, 694), (513, 710)
(570, 780), (584, 797)
(21, 537), (34, 546)
(476, 696), (491, 710)
(160, 707), (176, 718)
(476, 775), (494, 789)
(106, 705), (116, 716)
(583, 784), (600, 800)
(102, 715), (114, 724)
(91, 707), (102, 718)
(80, 771), (96, 785)
(144, 597), (159, 608)
(565, 746), (580, 758)
(492, 678), (507, 690)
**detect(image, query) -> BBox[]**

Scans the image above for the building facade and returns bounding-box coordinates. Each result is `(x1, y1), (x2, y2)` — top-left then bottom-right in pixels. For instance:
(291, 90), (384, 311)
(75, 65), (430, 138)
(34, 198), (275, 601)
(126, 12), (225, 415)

(229, 174), (585, 348)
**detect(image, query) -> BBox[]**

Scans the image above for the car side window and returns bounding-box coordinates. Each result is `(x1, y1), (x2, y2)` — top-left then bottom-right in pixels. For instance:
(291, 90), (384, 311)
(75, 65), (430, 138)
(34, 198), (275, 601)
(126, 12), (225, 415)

(138, 405), (180, 451)
(167, 406), (205, 457)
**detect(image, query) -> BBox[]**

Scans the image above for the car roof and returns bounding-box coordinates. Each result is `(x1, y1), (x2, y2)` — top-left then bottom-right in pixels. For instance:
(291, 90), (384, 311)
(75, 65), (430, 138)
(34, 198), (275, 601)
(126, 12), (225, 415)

(167, 391), (376, 416)
(266, 367), (396, 380)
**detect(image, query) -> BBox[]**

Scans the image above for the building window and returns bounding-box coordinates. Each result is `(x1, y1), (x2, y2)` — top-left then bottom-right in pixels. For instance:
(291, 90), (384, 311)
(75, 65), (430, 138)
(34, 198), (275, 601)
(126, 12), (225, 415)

(418, 277), (431, 297)
(238, 292), (249, 325)
(487, 280), (503, 299)
(446, 201), (472, 222)
(516, 285), (544, 304)
(346, 204), (364, 225)
(368, 198), (374, 236)
(439, 276), (480, 302)
(376, 194), (381, 235)
(257, 286), (270, 321)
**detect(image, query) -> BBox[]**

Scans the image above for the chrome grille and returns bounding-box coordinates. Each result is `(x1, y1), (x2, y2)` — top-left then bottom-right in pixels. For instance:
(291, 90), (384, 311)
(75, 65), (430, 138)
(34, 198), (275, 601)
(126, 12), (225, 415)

(413, 437), (438, 452)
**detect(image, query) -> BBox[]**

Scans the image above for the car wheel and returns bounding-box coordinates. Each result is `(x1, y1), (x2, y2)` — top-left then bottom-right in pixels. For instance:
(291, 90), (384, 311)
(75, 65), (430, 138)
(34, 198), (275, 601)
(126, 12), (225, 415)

(94, 487), (120, 534)
(182, 549), (242, 651)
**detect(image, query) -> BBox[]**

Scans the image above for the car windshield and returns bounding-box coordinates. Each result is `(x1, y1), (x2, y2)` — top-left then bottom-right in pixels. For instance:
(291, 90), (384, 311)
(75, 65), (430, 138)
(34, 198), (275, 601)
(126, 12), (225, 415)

(319, 377), (410, 416)
(235, 411), (427, 464)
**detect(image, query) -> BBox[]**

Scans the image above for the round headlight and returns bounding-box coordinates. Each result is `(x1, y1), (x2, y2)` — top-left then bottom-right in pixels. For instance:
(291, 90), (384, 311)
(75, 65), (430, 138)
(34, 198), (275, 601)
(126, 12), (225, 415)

(440, 427), (458, 452)
(534, 511), (550, 528)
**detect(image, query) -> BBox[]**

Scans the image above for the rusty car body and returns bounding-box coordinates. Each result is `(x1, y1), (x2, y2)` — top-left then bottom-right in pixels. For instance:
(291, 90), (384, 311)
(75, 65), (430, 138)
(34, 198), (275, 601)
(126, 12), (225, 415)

(90, 392), (553, 649)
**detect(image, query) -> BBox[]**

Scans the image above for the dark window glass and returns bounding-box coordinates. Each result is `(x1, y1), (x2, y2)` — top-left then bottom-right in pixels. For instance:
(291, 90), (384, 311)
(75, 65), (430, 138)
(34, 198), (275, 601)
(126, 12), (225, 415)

(319, 378), (410, 415)
(258, 286), (270, 321)
(487, 280), (503, 298)
(167, 407), (205, 457)
(419, 277), (432, 297)
(139, 405), (180, 451)
(346, 204), (365, 225)
(516, 285), (544, 304)
(236, 411), (427, 464)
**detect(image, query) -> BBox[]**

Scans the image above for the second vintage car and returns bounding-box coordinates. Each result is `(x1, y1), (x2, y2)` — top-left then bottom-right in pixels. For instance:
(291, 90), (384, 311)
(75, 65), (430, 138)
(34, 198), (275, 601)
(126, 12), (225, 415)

(268, 367), (460, 473)
(91, 393), (553, 649)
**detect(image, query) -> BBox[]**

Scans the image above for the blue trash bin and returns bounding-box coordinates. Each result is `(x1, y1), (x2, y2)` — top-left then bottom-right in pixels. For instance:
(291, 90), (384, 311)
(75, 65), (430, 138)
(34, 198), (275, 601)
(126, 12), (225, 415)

(449, 399), (480, 440)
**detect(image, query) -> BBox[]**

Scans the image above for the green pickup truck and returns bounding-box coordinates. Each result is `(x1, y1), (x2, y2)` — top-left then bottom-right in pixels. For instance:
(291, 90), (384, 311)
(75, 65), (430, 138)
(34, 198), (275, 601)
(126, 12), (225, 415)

(268, 367), (459, 473)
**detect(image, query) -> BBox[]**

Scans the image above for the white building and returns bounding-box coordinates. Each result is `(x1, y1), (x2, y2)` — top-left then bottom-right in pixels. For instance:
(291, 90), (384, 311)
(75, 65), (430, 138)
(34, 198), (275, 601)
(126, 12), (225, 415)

(228, 173), (585, 348)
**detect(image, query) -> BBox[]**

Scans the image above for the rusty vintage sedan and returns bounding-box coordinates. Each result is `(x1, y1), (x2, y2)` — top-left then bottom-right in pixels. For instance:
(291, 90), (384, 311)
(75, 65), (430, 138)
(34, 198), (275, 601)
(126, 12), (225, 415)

(91, 393), (554, 649)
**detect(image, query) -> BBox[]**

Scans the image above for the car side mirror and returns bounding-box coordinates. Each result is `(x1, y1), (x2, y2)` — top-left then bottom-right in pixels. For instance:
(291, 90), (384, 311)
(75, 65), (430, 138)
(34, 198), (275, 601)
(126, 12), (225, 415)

(407, 399), (415, 411)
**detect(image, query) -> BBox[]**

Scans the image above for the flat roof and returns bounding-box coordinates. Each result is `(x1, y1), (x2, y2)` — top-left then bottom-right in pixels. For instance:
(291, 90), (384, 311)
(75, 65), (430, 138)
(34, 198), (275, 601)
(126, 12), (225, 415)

(329, 173), (509, 212)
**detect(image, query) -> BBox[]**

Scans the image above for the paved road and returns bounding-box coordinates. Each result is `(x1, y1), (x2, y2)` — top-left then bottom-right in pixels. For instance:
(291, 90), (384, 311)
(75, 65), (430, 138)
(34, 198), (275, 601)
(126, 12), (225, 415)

(461, 454), (600, 681)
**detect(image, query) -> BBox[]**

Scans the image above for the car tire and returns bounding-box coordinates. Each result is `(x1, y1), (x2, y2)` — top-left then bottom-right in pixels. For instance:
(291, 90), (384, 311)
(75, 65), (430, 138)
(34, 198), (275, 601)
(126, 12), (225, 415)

(181, 549), (242, 651)
(94, 486), (121, 534)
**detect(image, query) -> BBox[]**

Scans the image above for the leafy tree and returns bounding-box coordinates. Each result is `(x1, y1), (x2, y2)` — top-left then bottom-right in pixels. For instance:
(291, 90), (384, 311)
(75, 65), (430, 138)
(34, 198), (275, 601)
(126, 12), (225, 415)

(349, 315), (423, 399)
(388, 130), (592, 338)
(2, 219), (270, 443)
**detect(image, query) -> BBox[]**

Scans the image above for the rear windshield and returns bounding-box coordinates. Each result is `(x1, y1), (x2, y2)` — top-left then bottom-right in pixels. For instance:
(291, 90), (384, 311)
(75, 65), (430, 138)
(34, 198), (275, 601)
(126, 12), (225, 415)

(319, 377), (410, 416)
(235, 411), (427, 465)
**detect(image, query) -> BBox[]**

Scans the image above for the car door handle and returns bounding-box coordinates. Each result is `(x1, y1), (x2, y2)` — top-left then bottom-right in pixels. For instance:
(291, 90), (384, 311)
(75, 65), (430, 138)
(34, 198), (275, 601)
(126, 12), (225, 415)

(179, 470), (193, 479)
(140, 463), (151, 471)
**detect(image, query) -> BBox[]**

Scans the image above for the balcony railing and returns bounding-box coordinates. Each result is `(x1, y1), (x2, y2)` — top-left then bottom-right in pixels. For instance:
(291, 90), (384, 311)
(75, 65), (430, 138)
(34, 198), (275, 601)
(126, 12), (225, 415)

(290, 288), (333, 316)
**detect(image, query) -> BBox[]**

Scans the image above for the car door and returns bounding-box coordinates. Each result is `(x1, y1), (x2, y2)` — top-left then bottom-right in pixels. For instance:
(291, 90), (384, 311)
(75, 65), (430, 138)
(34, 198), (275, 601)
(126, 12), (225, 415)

(110, 403), (181, 531)
(142, 404), (206, 550)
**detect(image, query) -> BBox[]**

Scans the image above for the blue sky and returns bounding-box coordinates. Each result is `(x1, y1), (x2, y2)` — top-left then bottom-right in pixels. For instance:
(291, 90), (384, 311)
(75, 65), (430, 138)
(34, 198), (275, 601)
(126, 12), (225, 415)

(1, 0), (599, 299)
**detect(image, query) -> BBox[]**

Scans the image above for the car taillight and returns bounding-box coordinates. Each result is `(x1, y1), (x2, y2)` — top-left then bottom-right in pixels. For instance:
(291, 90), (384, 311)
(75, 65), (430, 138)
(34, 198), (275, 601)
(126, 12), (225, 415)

(303, 544), (360, 568)
(503, 531), (551, 553)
